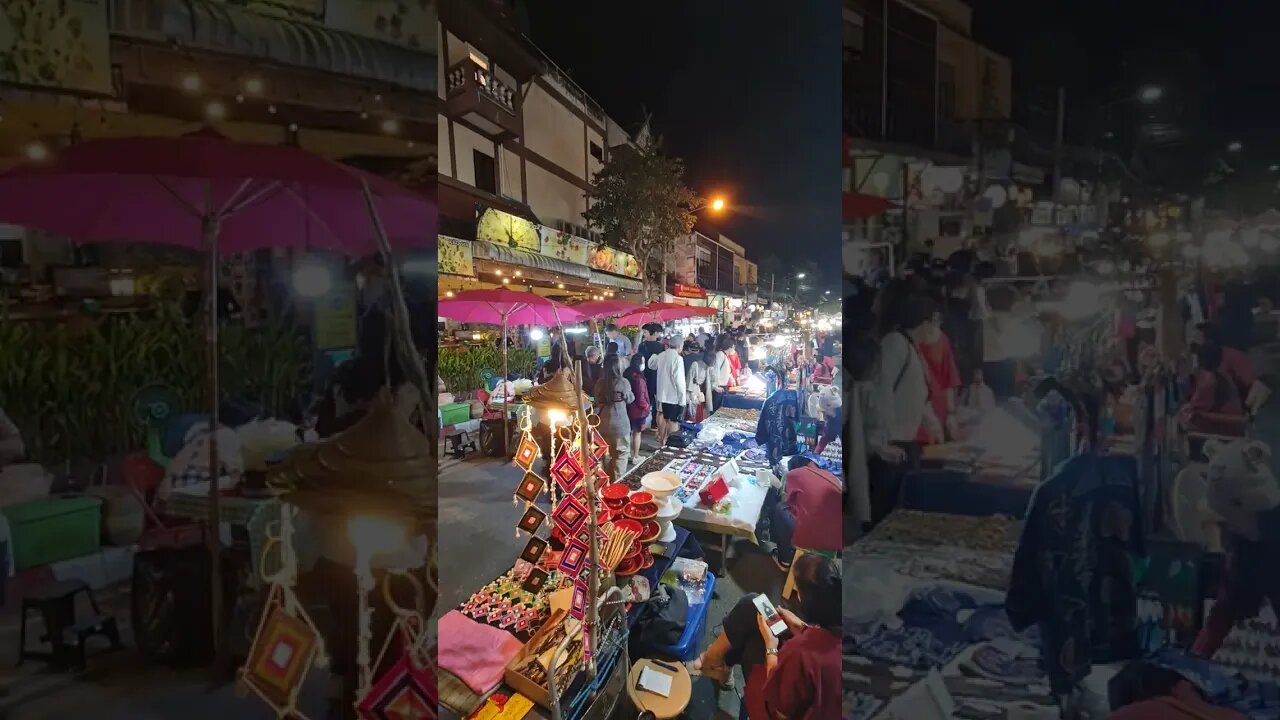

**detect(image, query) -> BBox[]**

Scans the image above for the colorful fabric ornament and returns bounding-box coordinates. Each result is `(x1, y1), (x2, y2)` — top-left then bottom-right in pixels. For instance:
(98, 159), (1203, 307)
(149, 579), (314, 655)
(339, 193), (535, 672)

(550, 446), (586, 494)
(356, 654), (437, 720)
(557, 539), (590, 578)
(514, 472), (545, 503)
(517, 506), (547, 535)
(513, 434), (540, 470)
(522, 568), (549, 594)
(550, 493), (589, 535)
(519, 537), (549, 566)
(570, 579), (589, 621)
(242, 607), (320, 711)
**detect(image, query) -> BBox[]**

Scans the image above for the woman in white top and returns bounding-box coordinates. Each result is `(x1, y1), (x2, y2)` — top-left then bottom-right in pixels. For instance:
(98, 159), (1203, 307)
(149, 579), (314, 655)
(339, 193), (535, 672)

(710, 334), (735, 410)
(684, 346), (713, 420)
(878, 296), (943, 447)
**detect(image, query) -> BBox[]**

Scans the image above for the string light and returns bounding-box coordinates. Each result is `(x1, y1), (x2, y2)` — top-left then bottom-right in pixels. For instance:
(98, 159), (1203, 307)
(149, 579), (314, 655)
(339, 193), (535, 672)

(204, 100), (227, 121)
(267, 104), (278, 115)
(502, 278), (510, 284)
(514, 270), (522, 277)
(243, 77), (265, 95)
(445, 290), (455, 297)
(24, 142), (48, 162)
(380, 118), (400, 135)
(180, 73), (202, 93)
(558, 283), (565, 289)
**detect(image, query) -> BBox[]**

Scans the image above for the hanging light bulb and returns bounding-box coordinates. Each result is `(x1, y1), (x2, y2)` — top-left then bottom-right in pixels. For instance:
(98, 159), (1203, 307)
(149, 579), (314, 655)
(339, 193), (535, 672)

(24, 142), (49, 162)
(292, 260), (333, 298)
(243, 77), (265, 96)
(445, 290), (455, 298)
(204, 100), (227, 121)
(180, 73), (203, 93)
(380, 118), (400, 135)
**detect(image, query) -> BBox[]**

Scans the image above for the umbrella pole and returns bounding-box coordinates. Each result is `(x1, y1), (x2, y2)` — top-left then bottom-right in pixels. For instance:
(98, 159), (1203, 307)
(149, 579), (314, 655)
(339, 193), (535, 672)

(361, 181), (435, 449)
(203, 211), (225, 666)
(502, 315), (509, 456)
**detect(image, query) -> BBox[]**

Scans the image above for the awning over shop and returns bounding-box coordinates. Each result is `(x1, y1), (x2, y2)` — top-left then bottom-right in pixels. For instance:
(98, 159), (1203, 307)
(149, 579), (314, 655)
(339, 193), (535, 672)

(589, 270), (642, 292)
(472, 240), (591, 281)
(843, 192), (894, 221)
(111, 0), (435, 92)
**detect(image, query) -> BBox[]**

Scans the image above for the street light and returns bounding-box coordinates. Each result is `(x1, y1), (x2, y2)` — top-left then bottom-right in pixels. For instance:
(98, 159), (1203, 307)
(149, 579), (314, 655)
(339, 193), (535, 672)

(1228, 141), (1244, 153)
(1137, 85), (1164, 104)
(710, 196), (726, 213)
(796, 272), (806, 279)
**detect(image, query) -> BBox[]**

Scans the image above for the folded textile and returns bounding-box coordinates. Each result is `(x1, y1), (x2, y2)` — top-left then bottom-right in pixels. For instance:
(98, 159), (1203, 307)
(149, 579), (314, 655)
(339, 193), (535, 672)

(438, 610), (526, 696)
(1149, 648), (1280, 720)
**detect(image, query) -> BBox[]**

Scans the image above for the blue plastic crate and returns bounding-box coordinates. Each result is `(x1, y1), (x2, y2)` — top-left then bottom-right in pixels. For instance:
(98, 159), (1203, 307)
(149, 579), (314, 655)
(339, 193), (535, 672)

(652, 573), (717, 662)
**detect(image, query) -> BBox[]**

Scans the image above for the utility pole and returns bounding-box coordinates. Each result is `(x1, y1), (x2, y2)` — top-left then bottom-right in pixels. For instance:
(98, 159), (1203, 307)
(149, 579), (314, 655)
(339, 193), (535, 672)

(1053, 85), (1066, 202)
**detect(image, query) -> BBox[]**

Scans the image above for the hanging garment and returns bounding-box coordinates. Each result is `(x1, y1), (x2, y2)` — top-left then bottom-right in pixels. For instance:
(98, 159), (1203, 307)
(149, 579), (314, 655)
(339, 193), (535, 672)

(1007, 454), (1145, 695)
(756, 388), (800, 469)
(1038, 390), (1077, 481)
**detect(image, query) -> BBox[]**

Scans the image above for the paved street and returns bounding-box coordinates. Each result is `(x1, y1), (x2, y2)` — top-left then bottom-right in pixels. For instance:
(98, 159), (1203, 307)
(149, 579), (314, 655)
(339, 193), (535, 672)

(438, 432), (791, 720)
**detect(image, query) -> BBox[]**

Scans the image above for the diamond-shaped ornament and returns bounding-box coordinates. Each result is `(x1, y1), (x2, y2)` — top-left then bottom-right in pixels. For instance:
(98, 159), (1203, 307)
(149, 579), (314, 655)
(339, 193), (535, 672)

(570, 578), (589, 620)
(514, 472), (545, 503)
(557, 539), (590, 577)
(513, 433), (540, 470)
(550, 446), (586, 493)
(516, 506), (547, 535)
(550, 493), (589, 535)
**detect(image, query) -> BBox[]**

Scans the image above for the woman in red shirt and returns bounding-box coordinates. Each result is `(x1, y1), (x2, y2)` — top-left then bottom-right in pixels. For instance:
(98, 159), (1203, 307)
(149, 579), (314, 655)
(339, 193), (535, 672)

(1182, 343), (1244, 434)
(687, 555), (840, 720)
(915, 310), (961, 443)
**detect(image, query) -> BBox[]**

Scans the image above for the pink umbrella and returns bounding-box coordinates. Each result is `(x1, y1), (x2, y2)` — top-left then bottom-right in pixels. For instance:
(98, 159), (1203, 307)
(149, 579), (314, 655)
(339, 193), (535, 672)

(0, 129), (435, 648)
(0, 129), (434, 253)
(571, 299), (642, 320)
(614, 302), (720, 327)
(437, 289), (584, 450)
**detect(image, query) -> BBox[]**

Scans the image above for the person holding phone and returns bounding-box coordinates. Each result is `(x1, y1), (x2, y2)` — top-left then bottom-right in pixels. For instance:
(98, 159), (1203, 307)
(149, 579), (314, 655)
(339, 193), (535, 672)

(686, 554), (840, 719)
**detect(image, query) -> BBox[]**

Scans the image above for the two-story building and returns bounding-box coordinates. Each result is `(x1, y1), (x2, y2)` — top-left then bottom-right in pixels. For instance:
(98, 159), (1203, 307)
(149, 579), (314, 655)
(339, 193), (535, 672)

(844, 0), (1016, 262)
(668, 226), (759, 326)
(436, 0), (643, 301)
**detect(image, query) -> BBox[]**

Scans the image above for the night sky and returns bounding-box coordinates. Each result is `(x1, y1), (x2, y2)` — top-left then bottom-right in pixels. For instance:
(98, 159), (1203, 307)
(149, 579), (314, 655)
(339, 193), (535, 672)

(524, 0), (842, 292)
(974, 0), (1280, 171)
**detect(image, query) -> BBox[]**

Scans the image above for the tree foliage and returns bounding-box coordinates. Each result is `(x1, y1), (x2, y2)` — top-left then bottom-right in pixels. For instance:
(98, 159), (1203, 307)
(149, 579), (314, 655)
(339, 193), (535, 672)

(583, 134), (697, 299)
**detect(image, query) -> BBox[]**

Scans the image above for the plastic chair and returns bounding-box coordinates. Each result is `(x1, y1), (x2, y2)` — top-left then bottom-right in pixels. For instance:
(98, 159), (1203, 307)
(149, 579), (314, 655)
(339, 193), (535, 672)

(121, 452), (204, 550)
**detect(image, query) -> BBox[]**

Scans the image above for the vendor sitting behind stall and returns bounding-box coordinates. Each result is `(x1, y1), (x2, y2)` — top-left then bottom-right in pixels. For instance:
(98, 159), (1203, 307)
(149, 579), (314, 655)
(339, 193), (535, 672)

(1182, 342), (1245, 434)
(770, 456), (842, 572)
(687, 554), (841, 720)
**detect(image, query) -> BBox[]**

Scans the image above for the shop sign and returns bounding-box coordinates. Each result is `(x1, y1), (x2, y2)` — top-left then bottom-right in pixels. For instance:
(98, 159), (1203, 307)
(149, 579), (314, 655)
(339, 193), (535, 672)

(538, 228), (590, 266)
(476, 208), (541, 253)
(1, 0), (112, 95)
(438, 235), (474, 277)
(588, 244), (641, 279)
(314, 281), (357, 350)
(671, 283), (706, 300)
(325, 0), (435, 52)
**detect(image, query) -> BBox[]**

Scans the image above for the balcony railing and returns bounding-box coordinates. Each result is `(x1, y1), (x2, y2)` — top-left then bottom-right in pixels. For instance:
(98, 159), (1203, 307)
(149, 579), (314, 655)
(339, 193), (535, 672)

(446, 58), (517, 115)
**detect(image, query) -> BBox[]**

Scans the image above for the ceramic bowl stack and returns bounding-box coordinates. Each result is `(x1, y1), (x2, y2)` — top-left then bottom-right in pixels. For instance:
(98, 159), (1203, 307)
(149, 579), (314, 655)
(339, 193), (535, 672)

(641, 471), (682, 543)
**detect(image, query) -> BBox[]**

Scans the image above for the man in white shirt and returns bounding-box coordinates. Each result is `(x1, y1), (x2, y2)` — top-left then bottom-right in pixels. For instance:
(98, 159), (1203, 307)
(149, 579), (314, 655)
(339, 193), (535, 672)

(651, 339), (688, 446)
(605, 323), (632, 361)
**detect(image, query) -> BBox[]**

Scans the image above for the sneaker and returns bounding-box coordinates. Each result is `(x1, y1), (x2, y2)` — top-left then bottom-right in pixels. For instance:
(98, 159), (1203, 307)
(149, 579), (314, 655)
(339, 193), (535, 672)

(771, 549), (792, 573)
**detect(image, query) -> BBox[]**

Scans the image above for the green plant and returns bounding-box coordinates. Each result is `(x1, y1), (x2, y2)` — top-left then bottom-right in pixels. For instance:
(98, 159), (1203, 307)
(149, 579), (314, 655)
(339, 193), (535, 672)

(0, 306), (311, 465)
(437, 346), (535, 394)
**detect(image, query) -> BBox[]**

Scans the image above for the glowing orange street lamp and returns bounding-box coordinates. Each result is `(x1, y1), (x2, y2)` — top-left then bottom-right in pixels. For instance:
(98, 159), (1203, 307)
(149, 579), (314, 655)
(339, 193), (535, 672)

(710, 196), (727, 213)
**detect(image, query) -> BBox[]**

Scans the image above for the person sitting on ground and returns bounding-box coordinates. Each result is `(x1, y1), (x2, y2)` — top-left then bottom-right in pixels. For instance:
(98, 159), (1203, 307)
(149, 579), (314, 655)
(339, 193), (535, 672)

(687, 554), (841, 720)
(769, 456), (843, 571)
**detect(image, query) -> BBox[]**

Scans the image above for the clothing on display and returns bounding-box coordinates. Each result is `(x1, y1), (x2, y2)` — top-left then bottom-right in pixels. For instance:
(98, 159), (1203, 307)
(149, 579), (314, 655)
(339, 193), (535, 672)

(1007, 454), (1145, 694)
(756, 388), (801, 469)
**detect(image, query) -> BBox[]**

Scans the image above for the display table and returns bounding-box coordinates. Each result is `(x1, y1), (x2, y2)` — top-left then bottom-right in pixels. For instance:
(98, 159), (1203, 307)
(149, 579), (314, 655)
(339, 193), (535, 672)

(718, 391), (765, 410)
(164, 483), (278, 576)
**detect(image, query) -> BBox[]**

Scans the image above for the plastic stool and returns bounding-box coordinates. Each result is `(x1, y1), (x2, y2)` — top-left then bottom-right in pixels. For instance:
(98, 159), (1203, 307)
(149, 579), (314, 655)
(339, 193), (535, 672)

(18, 579), (123, 670)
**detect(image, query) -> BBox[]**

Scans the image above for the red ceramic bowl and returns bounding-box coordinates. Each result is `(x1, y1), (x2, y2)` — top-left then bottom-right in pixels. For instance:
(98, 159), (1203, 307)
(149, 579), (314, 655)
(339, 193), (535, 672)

(629, 491), (655, 505)
(603, 497), (628, 511)
(616, 557), (642, 576)
(639, 520), (661, 542)
(602, 483), (631, 502)
(640, 553), (654, 570)
(625, 502), (658, 520)
(613, 518), (643, 536)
